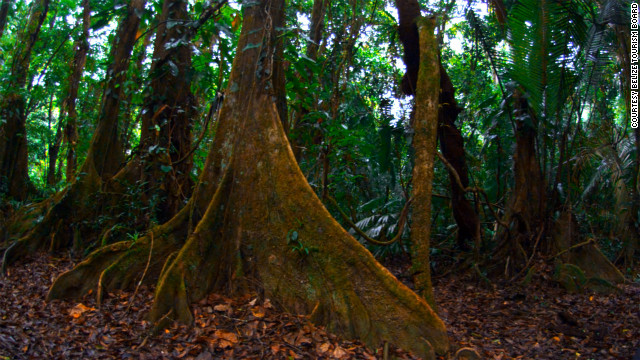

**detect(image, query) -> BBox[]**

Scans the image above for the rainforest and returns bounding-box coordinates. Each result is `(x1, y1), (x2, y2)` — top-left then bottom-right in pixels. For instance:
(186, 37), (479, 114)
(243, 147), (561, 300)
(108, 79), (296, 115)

(0, 0), (638, 358)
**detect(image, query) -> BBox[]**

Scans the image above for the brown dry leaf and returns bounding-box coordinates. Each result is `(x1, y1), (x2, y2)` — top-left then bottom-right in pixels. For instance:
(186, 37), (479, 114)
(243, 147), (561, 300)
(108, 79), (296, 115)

(318, 342), (332, 353)
(214, 330), (238, 344)
(217, 338), (234, 349)
(251, 306), (265, 318)
(333, 345), (347, 358)
(69, 303), (95, 318)
(213, 304), (230, 312)
(271, 343), (280, 353)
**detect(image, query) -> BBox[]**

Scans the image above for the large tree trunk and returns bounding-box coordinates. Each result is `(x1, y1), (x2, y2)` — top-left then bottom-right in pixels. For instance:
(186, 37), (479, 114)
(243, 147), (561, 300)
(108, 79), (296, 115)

(493, 90), (546, 273)
(64, 0), (91, 181)
(134, 0), (195, 223)
(82, 1), (145, 181)
(0, 0), (49, 201)
(48, 1), (449, 357)
(1, 0), (146, 264)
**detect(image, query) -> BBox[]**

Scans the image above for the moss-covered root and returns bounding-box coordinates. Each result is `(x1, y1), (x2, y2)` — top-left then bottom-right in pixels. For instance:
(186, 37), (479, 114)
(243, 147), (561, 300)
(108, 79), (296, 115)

(552, 211), (625, 284)
(148, 167), (233, 326)
(144, 189), (448, 359)
(1, 195), (55, 245)
(2, 168), (102, 270)
(46, 241), (130, 300)
(147, 223), (448, 358)
(47, 209), (188, 301)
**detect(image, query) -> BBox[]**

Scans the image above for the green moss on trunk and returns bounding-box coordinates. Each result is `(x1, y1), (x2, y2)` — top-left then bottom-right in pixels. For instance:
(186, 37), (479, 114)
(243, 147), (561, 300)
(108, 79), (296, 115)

(410, 17), (440, 307)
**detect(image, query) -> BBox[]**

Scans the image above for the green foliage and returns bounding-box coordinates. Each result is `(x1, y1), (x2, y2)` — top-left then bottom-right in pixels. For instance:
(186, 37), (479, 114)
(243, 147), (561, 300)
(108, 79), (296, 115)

(286, 225), (318, 258)
(0, 0), (636, 268)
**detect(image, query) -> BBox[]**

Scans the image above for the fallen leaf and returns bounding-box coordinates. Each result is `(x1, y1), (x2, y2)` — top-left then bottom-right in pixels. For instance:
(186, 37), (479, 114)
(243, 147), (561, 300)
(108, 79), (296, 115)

(214, 330), (238, 344)
(213, 304), (230, 312)
(68, 303), (95, 318)
(333, 346), (347, 357)
(251, 306), (265, 318)
(319, 343), (331, 353)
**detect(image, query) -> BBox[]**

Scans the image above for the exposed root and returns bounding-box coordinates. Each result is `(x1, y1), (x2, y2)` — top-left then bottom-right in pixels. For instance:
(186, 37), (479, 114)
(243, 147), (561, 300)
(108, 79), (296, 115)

(47, 207), (190, 301)
(141, 102), (449, 358)
(552, 211), (625, 284)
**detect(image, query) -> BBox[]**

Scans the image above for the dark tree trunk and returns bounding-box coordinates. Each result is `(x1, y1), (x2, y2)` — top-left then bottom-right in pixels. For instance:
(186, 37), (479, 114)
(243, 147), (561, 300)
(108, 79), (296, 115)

(82, 0), (146, 180)
(47, 117), (63, 187)
(493, 90), (546, 273)
(271, 0), (288, 130)
(0, 0), (12, 40)
(121, 31), (153, 157)
(307, 0), (327, 61)
(438, 64), (481, 251)
(395, 0), (420, 96)
(1, 0), (146, 263)
(63, 0), (91, 182)
(135, 0), (196, 222)
(0, 0), (49, 200)
(395, 0), (481, 253)
(48, 0), (450, 357)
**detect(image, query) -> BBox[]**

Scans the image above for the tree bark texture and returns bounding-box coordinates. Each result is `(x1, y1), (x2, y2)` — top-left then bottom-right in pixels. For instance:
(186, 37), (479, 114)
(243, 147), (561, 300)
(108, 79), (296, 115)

(1, 0), (146, 265)
(409, 17), (439, 307)
(0, 0), (49, 200)
(135, 0), (196, 223)
(48, 0), (450, 357)
(0, 0), (13, 40)
(395, 0), (481, 253)
(494, 90), (546, 273)
(82, 0), (146, 181)
(64, 0), (91, 182)
(438, 64), (481, 251)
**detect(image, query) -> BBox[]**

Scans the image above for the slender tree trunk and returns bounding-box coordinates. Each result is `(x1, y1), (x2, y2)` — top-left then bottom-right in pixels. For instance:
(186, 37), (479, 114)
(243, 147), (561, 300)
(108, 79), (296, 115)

(47, 120), (63, 187)
(81, 0), (146, 180)
(121, 31), (153, 157)
(0, 0), (49, 200)
(395, 0), (480, 255)
(409, 17), (440, 307)
(271, 0), (288, 130)
(48, 1), (450, 357)
(0, 0), (12, 40)
(438, 64), (481, 251)
(63, 0), (91, 182)
(493, 90), (546, 273)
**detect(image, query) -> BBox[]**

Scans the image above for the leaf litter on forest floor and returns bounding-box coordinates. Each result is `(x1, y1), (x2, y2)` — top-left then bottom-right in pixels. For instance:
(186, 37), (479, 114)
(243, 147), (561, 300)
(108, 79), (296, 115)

(0, 254), (415, 359)
(1, 253), (638, 359)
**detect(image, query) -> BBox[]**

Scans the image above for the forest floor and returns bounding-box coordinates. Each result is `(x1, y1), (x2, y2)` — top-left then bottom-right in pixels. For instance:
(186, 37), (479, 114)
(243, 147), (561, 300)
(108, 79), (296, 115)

(0, 253), (638, 359)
